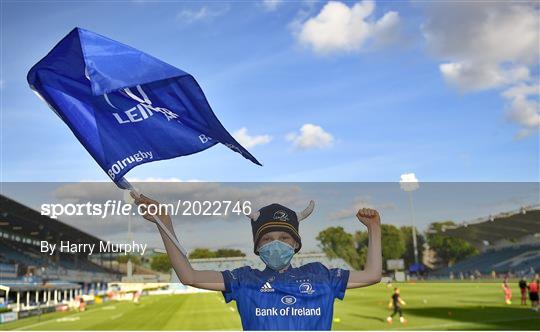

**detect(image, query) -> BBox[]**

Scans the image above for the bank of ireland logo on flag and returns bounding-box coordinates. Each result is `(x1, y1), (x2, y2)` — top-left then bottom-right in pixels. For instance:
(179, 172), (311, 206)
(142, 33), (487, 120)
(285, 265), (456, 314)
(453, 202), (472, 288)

(27, 27), (261, 188)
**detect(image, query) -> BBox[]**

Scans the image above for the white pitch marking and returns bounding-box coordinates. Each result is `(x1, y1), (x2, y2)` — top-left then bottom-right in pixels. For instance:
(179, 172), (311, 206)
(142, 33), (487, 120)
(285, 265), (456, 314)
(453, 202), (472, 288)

(56, 316), (80, 322)
(111, 313), (124, 320)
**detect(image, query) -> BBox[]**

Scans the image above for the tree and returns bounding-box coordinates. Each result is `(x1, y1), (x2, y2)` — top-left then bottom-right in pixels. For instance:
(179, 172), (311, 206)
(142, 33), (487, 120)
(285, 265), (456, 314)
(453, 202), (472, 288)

(427, 221), (478, 266)
(318, 225), (408, 271)
(438, 237), (478, 265)
(354, 230), (369, 268)
(116, 254), (140, 265)
(188, 248), (246, 259)
(215, 249), (246, 258)
(381, 224), (406, 261)
(400, 226), (425, 266)
(150, 253), (172, 273)
(317, 227), (362, 270)
(188, 248), (217, 259)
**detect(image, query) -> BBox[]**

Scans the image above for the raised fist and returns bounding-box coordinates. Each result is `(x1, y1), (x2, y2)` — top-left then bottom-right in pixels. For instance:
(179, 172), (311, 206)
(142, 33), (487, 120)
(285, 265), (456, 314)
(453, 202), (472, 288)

(356, 208), (381, 228)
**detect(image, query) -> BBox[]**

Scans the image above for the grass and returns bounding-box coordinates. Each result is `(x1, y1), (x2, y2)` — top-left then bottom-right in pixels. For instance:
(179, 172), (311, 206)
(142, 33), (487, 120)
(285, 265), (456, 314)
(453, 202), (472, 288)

(2, 282), (539, 330)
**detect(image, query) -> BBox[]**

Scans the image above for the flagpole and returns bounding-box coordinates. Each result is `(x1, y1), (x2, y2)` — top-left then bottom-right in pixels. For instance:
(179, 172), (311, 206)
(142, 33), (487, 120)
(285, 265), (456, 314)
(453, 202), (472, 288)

(123, 181), (188, 256)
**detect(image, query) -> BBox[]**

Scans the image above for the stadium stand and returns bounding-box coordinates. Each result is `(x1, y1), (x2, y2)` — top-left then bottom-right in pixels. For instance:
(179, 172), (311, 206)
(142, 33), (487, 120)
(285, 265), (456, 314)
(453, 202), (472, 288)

(0, 263), (17, 279)
(431, 206), (540, 277)
(0, 194), (122, 311)
(0, 194), (123, 319)
(0, 195), (119, 281)
(442, 206), (539, 249)
(433, 243), (540, 277)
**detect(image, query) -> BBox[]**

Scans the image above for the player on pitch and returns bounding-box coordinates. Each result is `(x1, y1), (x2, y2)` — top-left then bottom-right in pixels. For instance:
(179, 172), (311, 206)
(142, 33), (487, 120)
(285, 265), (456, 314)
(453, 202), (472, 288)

(386, 287), (406, 324)
(133, 194), (382, 330)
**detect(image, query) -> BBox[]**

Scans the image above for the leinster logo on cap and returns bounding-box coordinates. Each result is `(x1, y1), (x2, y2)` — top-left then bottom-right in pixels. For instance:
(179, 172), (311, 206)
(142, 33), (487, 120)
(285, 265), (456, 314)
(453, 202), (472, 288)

(273, 210), (289, 221)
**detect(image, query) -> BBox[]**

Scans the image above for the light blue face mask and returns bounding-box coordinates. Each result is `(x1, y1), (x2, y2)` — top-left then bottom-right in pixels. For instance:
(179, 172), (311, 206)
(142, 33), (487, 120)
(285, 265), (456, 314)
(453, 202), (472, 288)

(258, 240), (295, 271)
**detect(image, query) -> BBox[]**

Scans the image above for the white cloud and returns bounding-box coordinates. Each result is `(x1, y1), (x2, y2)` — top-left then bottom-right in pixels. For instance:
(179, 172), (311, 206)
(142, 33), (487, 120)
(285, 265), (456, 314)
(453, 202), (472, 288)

(421, 2), (540, 136)
(439, 62), (529, 92)
(287, 123), (334, 150)
(502, 84), (540, 139)
(328, 195), (395, 221)
(423, 3), (538, 67)
(399, 173), (419, 192)
(177, 5), (229, 23)
(263, 0), (283, 11)
(0, 79), (5, 89)
(233, 127), (272, 148)
(297, 0), (400, 54)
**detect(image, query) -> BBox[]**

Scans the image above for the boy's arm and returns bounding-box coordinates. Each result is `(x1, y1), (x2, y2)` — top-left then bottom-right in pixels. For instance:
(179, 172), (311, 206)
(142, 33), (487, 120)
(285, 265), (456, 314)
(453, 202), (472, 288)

(347, 208), (382, 289)
(133, 194), (225, 291)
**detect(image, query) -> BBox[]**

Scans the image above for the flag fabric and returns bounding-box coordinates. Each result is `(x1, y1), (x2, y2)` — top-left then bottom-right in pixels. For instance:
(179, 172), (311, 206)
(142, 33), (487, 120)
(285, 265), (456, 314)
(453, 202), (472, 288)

(27, 27), (261, 188)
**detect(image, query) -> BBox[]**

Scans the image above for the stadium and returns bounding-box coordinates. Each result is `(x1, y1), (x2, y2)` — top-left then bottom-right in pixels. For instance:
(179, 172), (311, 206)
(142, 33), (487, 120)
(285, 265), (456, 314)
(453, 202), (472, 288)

(0, 193), (539, 330)
(431, 208), (540, 279)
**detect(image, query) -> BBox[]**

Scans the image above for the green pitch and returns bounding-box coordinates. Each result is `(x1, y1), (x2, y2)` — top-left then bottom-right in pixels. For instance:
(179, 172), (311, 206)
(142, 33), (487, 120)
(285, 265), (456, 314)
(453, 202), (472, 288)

(2, 282), (539, 330)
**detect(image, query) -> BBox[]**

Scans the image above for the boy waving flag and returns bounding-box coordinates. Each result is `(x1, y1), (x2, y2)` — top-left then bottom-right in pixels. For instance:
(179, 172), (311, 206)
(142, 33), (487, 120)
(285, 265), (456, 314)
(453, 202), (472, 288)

(133, 194), (382, 330)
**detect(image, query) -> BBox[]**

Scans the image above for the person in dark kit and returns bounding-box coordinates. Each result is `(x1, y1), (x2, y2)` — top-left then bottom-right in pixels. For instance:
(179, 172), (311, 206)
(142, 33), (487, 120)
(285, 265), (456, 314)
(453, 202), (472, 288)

(519, 278), (528, 305)
(386, 287), (406, 324)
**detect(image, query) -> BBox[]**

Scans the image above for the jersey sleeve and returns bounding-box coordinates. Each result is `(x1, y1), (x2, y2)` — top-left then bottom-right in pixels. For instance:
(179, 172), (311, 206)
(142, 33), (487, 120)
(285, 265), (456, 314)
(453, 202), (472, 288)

(329, 267), (350, 300)
(305, 262), (350, 301)
(221, 266), (250, 303)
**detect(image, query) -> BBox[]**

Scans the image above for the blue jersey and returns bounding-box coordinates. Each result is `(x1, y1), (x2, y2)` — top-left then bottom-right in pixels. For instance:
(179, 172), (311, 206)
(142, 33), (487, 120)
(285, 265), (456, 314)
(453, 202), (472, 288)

(221, 262), (350, 330)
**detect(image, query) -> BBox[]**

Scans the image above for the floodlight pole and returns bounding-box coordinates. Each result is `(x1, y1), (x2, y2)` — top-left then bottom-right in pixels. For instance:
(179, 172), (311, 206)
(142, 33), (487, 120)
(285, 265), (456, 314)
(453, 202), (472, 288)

(407, 191), (419, 265)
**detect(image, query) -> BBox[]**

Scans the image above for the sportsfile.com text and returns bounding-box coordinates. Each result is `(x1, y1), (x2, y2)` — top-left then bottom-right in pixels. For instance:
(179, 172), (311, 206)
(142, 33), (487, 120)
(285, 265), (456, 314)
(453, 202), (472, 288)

(40, 200), (253, 219)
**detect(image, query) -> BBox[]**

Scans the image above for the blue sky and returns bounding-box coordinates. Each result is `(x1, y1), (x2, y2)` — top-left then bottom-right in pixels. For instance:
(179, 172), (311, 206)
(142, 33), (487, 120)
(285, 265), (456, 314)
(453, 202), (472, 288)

(1, 0), (539, 183)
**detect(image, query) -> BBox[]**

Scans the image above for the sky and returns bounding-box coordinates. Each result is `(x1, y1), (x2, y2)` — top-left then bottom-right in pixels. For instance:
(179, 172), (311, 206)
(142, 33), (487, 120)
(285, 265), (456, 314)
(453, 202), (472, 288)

(1, 0), (538, 184)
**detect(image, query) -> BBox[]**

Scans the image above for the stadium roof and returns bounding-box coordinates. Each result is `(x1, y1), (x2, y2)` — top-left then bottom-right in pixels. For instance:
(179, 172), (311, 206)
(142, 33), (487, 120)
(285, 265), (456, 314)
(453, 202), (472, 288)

(0, 195), (102, 245)
(0, 280), (81, 292)
(443, 207), (540, 248)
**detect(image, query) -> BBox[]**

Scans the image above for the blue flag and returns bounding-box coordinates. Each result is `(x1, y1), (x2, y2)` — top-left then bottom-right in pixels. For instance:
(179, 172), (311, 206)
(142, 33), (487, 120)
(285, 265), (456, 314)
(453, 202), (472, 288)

(27, 27), (261, 188)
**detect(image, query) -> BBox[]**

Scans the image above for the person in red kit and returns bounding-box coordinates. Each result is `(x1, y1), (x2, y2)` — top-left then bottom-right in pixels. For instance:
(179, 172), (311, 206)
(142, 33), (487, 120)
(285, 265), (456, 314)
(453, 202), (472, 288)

(502, 277), (512, 305)
(528, 275), (539, 311)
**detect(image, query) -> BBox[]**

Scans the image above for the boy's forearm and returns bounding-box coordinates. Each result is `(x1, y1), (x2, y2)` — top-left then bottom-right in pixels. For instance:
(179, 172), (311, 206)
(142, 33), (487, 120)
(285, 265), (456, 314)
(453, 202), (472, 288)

(132, 194), (224, 290)
(156, 217), (196, 284)
(364, 223), (382, 277)
(156, 217), (225, 291)
(347, 223), (382, 288)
